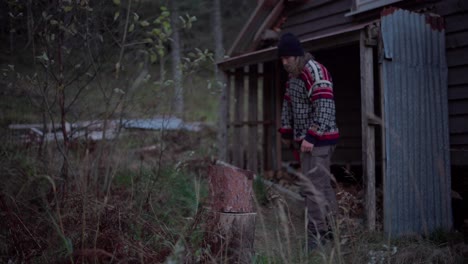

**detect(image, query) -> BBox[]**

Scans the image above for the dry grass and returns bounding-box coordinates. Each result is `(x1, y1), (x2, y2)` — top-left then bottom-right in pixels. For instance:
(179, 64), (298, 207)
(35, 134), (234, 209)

(0, 128), (213, 263)
(0, 131), (466, 263)
(251, 179), (466, 264)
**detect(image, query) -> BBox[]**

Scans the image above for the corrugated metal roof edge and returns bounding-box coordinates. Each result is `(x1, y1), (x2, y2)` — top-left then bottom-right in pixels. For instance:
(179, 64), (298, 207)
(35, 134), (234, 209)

(218, 21), (378, 70)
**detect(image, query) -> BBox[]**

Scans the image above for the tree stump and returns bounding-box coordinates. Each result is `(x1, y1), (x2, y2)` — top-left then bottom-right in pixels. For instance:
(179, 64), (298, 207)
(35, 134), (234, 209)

(204, 160), (256, 264)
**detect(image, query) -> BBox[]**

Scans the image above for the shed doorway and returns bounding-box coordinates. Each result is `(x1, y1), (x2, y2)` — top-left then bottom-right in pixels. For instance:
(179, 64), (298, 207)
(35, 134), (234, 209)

(279, 43), (381, 182)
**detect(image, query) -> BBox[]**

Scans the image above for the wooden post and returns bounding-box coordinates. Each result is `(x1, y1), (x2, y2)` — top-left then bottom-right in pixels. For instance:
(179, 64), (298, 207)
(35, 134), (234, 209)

(263, 62), (274, 171)
(233, 68), (245, 168)
(360, 30), (376, 231)
(205, 161), (256, 264)
(274, 61), (283, 170)
(227, 70), (232, 163)
(217, 69), (229, 162)
(248, 64), (259, 173)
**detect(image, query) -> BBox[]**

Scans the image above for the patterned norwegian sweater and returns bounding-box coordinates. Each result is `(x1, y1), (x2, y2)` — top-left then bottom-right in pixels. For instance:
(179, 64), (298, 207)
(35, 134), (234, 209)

(278, 58), (339, 146)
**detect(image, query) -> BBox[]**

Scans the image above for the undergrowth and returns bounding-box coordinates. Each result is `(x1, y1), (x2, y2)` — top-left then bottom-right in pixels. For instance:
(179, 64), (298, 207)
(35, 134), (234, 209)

(0, 132), (210, 263)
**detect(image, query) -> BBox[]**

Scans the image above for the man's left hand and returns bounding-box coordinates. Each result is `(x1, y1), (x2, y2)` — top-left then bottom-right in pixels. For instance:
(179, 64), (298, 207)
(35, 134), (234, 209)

(301, 140), (314, 152)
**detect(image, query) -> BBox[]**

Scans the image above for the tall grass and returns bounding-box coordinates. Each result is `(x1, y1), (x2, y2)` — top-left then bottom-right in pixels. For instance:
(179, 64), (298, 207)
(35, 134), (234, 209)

(0, 128), (212, 263)
(251, 174), (465, 264)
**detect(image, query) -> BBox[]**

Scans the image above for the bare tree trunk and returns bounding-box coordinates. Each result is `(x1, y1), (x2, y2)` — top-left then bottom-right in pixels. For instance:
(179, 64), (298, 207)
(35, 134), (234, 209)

(213, 0), (227, 161)
(26, 0), (36, 63)
(57, 0), (69, 180)
(170, 1), (183, 117)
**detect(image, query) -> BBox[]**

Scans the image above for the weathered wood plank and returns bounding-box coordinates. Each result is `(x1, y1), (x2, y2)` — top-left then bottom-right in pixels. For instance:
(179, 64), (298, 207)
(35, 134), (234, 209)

(218, 71), (229, 161)
(233, 68), (245, 167)
(451, 149), (468, 165)
(248, 64), (259, 173)
(263, 62), (275, 171)
(446, 31), (468, 49)
(360, 31), (376, 231)
(286, 0), (351, 27)
(286, 0), (338, 17)
(228, 0), (280, 56)
(283, 12), (352, 39)
(250, 0), (285, 51)
(445, 12), (468, 34)
(449, 115), (468, 133)
(434, 0), (468, 16)
(449, 133), (468, 145)
(448, 85), (468, 100)
(275, 61), (283, 170)
(447, 46), (468, 68)
(449, 99), (468, 115)
(448, 66), (468, 86)
(227, 72), (233, 163)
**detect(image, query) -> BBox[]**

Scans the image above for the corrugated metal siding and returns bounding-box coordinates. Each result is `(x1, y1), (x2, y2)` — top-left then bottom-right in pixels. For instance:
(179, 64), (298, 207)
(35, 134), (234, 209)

(381, 9), (452, 236)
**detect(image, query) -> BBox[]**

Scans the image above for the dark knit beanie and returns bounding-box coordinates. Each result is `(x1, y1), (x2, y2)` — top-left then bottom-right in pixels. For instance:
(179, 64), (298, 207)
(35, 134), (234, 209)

(277, 33), (304, 57)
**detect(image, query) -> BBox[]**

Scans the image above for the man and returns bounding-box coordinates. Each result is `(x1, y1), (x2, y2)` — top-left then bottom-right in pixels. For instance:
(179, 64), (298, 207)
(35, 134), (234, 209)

(277, 32), (339, 251)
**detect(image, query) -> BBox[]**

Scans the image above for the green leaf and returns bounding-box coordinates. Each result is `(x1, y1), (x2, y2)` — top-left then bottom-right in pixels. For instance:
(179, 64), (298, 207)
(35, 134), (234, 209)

(114, 88), (125, 94)
(150, 53), (157, 63)
(179, 16), (186, 24)
(128, 23), (135, 33)
(113, 0), (120, 6)
(63, 6), (73, 12)
(114, 11), (120, 21)
(133, 12), (139, 22)
(157, 47), (164, 57)
(50, 20), (58, 25)
(65, 237), (73, 255)
(36, 52), (49, 62)
(140, 20), (150, 27)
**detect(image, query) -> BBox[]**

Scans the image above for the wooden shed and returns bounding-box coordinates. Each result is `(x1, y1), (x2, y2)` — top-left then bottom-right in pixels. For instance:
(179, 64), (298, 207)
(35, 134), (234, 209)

(217, 0), (468, 236)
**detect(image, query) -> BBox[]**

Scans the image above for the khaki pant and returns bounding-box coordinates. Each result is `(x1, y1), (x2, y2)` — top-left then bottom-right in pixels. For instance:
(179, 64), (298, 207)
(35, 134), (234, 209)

(300, 145), (338, 235)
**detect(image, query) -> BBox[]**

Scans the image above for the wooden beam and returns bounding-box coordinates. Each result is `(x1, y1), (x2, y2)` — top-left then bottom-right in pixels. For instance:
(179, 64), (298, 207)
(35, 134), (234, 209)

(219, 23), (370, 70)
(218, 71), (229, 161)
(249, 0), (285, 51)
(274, 61), (283, 170)
(233, 67), (245, 168)
(360, 30), (376, 231)
(228, 0), (279, 56)
(248, 64), (259, 173)
(378, 31), (387, 231)
(227, 71), (233, 163)
(229, 120), (273, 127)
(263, 62), (274, 171)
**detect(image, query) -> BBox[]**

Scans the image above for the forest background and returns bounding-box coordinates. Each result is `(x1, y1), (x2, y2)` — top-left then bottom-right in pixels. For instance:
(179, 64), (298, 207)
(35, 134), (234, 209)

(0, 0), (261, 262)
